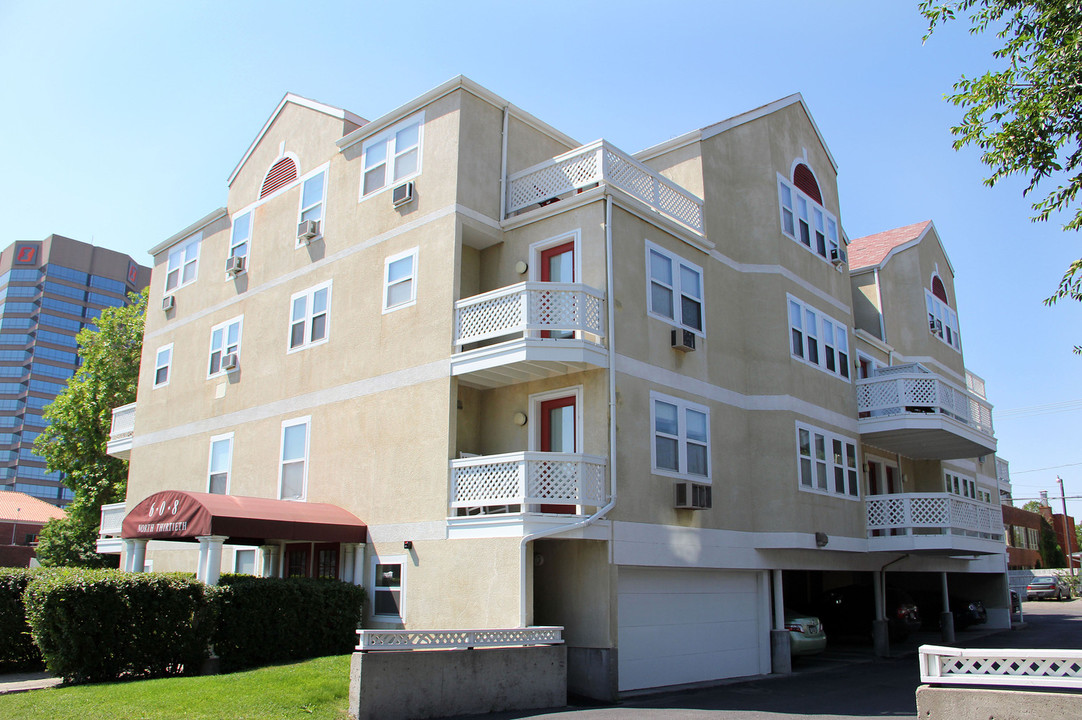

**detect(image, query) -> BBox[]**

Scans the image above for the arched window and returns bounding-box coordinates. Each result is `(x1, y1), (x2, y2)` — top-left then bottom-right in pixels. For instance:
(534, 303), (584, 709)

(260, 157), (298, 199)
(792, 163), (822, 205)
(931, 275), (948, 303)
(926, 274), (960, 351)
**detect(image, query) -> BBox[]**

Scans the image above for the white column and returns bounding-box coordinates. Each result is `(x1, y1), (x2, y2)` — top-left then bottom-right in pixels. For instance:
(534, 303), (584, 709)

(872, 570), (885, 620)
(261, 545), (279, 578)
(353, 543), (366, 587)
(772, 569), (785, 630)
(130, 539), (148, 573)
(121, 540), (134, 572)
(196, 536), (228, 585)
(342, 544), (356, 584)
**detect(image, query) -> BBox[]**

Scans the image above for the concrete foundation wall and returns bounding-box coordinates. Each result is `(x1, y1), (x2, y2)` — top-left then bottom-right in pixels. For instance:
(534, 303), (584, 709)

(349, 645), (566, 720)
(916, 685), (1080, 719)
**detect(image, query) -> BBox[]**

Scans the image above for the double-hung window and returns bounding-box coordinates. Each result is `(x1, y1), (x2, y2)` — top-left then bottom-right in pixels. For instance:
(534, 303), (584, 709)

(925, 290), (961, 351)
(945, 471), (975, 499)
(289, 282), (331, 350)
(788, 296), (850, 380)
(651, 392), (710, 481)
(207, 433), (233, 495)
(361, 113), (424, 198)
(297, 169), (326, 243)
(279, 417), (310, 501)
(371, 556), (405, 621)
(777, 176), (840, 262)
(229, 211), (252, 261)
(646, 241), (704, 334)
(796, 423), (859, 498)
(165, 235), (200, 292)
(383, 248), (417, 312)
(153, 344), (172, 388)
(208, 316), (242, 377)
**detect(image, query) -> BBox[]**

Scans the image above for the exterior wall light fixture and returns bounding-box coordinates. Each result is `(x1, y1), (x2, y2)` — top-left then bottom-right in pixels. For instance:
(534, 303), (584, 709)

(513, 412), (528, 426)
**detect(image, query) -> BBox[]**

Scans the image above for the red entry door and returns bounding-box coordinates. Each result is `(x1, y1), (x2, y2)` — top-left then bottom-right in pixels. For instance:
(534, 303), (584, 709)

(540, 395), (576, 513)
(540, 242), (575, 339)
(284, 543), (310, 578)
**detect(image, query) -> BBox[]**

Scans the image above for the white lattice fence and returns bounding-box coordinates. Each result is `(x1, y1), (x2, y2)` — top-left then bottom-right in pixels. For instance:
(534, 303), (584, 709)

(110, 402), (136, 441)
(455, 283), (605, 346)
(857, 368), (994, 436)
(450, 452), (608, 510)
(919, 645), (1082, 689)
(451, 455), (524, 507)
(358, 626), (564, 651)
(866, 493), (1001, 538)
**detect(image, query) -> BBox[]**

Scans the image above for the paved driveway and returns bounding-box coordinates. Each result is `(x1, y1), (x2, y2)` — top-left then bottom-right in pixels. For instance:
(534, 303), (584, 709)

(461, 596), (1082, 720)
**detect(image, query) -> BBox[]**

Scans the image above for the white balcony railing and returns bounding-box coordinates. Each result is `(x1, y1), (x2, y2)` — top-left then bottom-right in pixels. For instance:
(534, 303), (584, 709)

(865, 493), (1004, 540)
(506, 140), (704, 235)
(357, 627), (563, 651)
(919, 644), (1082, 689)
(454, 282), (605, 348)
(109, 402), (137, 444)
(99, 502), (126, 536)
(857, 364), (994, 437)
(450, 452), (608, 513)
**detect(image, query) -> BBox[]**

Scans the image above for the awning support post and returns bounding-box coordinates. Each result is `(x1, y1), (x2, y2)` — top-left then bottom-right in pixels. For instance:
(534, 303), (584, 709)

(130, 539), (148, 573)
(196, 535), (228, 586)
(352, 542), (366, 586)
(261, 544), (280, 578)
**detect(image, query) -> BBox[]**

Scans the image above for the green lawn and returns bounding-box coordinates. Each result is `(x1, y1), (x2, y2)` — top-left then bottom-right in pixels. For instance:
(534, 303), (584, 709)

(0, 654), (352, 720)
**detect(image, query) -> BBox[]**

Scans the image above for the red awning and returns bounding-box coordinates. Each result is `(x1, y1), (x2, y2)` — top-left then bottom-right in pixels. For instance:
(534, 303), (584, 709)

(121, 491), (366, 544)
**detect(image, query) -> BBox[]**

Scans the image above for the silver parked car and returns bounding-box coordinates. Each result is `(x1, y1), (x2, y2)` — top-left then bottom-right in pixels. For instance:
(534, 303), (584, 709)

(1026, 575), (1072, 601)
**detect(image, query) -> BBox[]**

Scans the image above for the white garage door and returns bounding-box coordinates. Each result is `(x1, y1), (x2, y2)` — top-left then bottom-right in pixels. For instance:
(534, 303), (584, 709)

(617, 567), (765, 692)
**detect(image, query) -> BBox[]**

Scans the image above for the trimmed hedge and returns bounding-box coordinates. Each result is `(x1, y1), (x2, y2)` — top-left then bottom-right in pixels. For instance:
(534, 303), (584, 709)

(24, 569), (215, 683)
(0, 568), (44, 672)
(213, 575), (365, 672)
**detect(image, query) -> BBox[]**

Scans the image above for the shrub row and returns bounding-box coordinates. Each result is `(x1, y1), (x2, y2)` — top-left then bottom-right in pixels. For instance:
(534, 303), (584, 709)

(0, 568), (43, 672)
(12, 569), (365, 683)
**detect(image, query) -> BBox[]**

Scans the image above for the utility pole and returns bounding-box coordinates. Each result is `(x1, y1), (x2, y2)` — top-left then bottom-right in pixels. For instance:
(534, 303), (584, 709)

(1057, 476), (1076, 576)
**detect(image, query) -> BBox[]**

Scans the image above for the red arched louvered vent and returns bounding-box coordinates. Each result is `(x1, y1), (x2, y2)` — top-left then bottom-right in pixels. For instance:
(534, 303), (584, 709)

(931, 276), (948, 304)
(792, 164), (822, 205)
(260, 157), (298, 198)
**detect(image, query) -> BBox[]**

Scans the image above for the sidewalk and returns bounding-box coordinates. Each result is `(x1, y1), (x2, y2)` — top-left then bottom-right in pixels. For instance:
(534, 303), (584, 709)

(0, 671), (61, 695)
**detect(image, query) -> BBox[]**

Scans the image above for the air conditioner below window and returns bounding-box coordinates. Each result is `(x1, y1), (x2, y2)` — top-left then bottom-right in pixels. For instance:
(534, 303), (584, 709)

(929, 318), (943, 334)
(161, 295), (175, 312)
(297, 219), (320, 242)
(674, 481), (712, 510)
(830, 247), (847, 266)
(225, 255), (245, 276)
(392, 181), (415, 207)
(221, 353), (239, 371)
(671, 328), (696, 352)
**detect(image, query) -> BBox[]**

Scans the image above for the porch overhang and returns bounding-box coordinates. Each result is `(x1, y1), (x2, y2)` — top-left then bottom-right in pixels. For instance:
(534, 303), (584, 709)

(120, 490), (367, 545)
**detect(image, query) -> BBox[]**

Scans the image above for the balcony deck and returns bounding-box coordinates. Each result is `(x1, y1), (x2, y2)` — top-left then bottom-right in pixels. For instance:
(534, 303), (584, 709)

(865, 492), (1004, 555)
(452, 282), (607, 388)
(106, 403), (136, 460)
(856, 364), (996, 459)
(97, 501), (126, 554)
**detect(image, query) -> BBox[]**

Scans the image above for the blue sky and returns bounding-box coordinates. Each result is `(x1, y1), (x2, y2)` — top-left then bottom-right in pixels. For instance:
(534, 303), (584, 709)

(2, 1), (1080, 520)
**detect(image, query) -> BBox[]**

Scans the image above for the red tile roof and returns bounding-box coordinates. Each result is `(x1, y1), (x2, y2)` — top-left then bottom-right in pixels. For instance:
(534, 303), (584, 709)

(848, 220), (932, 270)
(0, 492), (66, 524)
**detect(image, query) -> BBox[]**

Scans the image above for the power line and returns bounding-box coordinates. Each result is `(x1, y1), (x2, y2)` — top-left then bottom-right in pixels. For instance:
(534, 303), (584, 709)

(1010, 462), (1082, 475)
(996, 398), (1082, 419)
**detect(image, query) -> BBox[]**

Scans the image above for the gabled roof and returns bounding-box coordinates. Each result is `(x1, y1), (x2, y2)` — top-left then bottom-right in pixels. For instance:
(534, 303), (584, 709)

(0, 492), (66, 524)
(227, 93), (368, 188)
(848, 220), (954, 275)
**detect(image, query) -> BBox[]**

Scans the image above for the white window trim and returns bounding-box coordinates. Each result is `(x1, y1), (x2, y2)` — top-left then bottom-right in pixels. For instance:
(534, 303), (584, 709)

(278, 416), (311, 502)
(165, 234), (201, 294)
(229, 208), (253, 265)
(925, 289), (962, 353)
(296, 163), (330, 247)
(777, 174), (840, 263)
(649, 390), (711, 483)
(528, 386), (584, 453)
(370, 554), (406, 623)
(359, 112), (425, 201)
(795, 421), (861, 501)
(233, 548), (257, 575)
(787, 294), (851, 382)
(287, 280), (332, 353)
(152, 343), (173, 389)
(207, 432), (234, 495)
(945, 470), (976, 500)
(645, 240), (705, 336)
(528, 230), (582, 283)
(207, 315), (243, 379)
(382, 247), (418, 313)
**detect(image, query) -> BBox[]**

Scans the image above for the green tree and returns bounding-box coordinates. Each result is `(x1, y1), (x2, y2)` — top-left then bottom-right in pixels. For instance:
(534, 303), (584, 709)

(1023, 499), (1042, 513)
(920, 1), (1082, 349)
(32, 289), (146, 567)
(1038, 516), (1067, 567)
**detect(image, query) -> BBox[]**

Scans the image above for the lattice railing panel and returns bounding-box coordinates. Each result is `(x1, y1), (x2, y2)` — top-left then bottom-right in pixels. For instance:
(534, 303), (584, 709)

(110, 402), (137, 441)
(358, 626), (564, 651)
(856, 368), (994, 438)
(99, 502), (126, 536)
(507, 141), (704, 234)
(455, 283), (605, 346)
(451, 458), (523, 506)
(451, 452), (608, 510)
(866, 493), (1001, 539)
(920, 645), (1082, 689)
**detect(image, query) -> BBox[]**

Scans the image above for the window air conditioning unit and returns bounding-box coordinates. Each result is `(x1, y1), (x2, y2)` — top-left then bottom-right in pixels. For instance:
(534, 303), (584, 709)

(392, 181), (414, 207)
(674, 481), (712, 510)
(929, 318), (943, 334)
(225, 255), (245, 276)
(297, 219), (320, 242)
(671, 328), (696, 352)
(161, 295), (175, 312)
(830, 248), (847, 266)
(221, 353), (239, 371)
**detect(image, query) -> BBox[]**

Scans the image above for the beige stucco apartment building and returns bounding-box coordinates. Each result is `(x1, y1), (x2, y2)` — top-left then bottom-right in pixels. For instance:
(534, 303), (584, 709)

(101, 77), (1007, 699)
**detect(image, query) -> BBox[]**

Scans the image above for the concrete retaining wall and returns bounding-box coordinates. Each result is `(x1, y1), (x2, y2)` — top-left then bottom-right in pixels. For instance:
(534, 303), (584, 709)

(916, 684), (1080, 719)
(349, 645), (566, 720)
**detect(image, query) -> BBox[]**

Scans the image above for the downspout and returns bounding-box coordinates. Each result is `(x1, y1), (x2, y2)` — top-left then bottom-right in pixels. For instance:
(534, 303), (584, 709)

(518, 194), (618, 626)
(499, 106), (509, 222)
